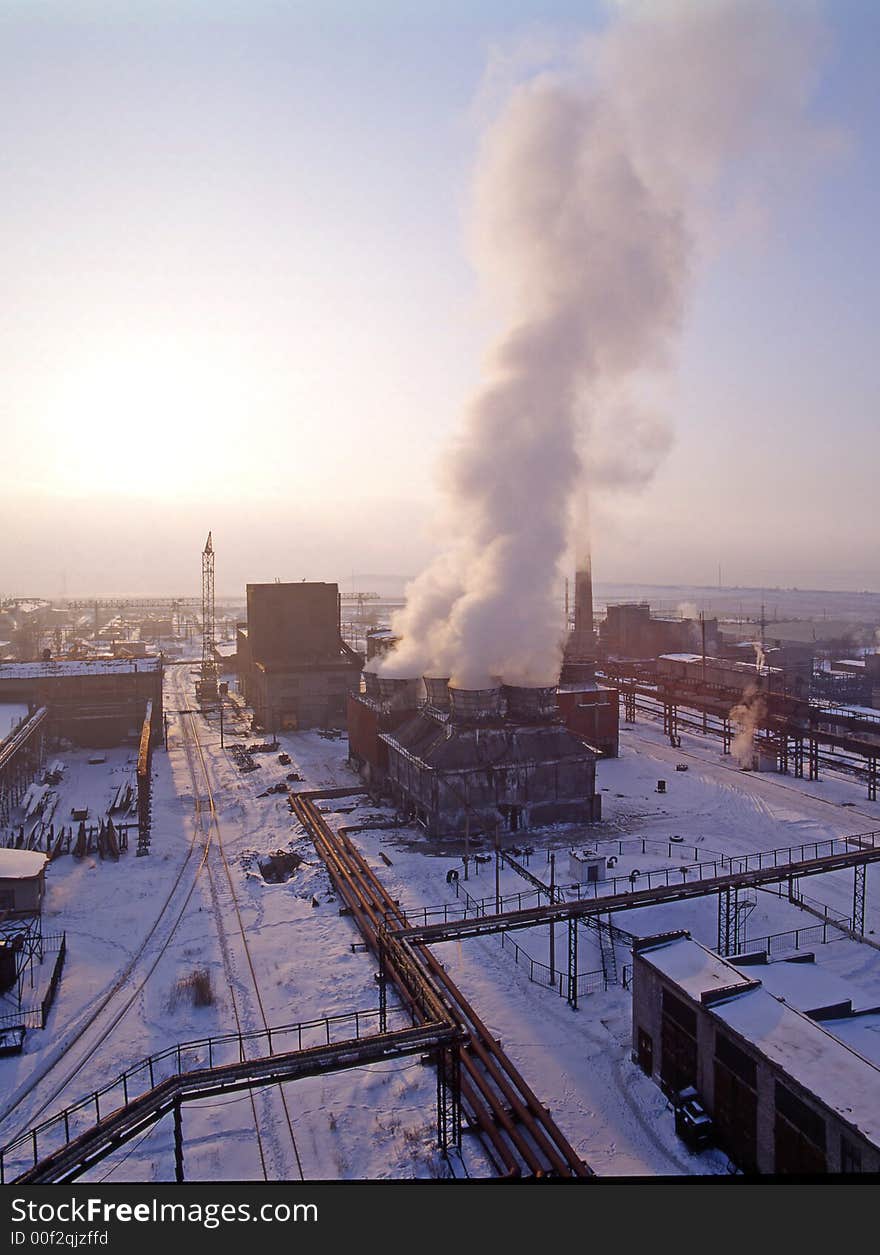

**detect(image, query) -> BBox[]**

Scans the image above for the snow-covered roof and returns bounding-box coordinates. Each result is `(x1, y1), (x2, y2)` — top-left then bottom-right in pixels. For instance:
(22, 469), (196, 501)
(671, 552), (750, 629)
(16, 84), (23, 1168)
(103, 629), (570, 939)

(713, 990), (880, 1148)
(821, 1013), (880, 1069)
(750, 959), (860, 1015)
(0, 849), (48, 879)
(0, 658), (161, 679)
(659, 653), (704, 664)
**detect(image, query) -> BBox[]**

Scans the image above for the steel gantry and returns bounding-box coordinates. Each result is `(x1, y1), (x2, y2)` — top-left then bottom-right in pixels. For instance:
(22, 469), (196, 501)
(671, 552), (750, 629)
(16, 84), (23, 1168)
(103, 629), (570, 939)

(397, 831), (880, 955)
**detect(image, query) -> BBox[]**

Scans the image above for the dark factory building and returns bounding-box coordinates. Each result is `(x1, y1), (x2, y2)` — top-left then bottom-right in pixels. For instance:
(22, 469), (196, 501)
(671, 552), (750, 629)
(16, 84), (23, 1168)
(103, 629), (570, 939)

(600, 602), (719, 662)
(0, 658), (163, 748)
(237, 582), (362, 731)
(350, 677), (601, 837)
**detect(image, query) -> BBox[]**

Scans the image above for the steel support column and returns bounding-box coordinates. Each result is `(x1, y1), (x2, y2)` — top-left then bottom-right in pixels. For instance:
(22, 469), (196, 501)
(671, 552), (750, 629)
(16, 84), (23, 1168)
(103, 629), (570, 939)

(378, 939), (388, 1034)
(722, 718), (731, 755)
(808, 737), (820, 781)
(717, 888), (739, 957)
(778, 735), (789, 775)
(436, 1046), (461, 1151)
(868, 757), (878, 803)
(793, 737), (804, 778)
(853, 864), (866, 937)
(173, 1098), (184, 1183)
(567, 917), (578, 1010)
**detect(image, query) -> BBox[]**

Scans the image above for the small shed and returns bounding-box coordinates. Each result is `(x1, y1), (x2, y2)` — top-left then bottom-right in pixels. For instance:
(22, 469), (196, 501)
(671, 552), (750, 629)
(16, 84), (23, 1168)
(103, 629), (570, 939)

(569, 848), (606, 886)
(0, 849), (48, 917)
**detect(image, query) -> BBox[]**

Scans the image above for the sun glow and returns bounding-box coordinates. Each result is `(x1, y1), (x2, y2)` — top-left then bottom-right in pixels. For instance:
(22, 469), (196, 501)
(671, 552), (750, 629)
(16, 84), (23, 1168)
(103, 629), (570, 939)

(45, 337), (251, 499)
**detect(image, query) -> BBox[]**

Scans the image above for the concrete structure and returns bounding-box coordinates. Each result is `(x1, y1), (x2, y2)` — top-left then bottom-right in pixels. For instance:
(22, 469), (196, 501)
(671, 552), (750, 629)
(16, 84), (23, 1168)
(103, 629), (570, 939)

(0, 849), (48, 917)
(631, 933), (880, 1174)
(354, 678), (601, 837)
(237, 583), (361, 731)
(0, 659), (162, 748)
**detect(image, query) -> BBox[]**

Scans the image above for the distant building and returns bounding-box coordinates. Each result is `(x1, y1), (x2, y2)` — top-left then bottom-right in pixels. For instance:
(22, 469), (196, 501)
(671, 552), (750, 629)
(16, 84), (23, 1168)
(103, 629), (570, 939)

(600, 603), (719, 662)
(0, 658), (162, 747)
(632, 933), (880, 1174)
(237, 583), (361, 731)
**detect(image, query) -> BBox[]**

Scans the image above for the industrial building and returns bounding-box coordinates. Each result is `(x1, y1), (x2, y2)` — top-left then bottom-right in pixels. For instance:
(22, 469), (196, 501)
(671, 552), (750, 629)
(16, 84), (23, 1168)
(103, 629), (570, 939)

(0, 849), (47, 917)
(0, 658), (163, 748)
(600, 602), (719, 662)
(349, 678), (601, 837)
(237, 583), (362, 731)
(631, 933), (880, 1174)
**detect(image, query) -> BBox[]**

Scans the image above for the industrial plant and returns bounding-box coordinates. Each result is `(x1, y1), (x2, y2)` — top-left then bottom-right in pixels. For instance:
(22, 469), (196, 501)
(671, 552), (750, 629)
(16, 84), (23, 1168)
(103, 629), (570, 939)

(1, 0), (877, 1210)
(0, 525), (879, 1187)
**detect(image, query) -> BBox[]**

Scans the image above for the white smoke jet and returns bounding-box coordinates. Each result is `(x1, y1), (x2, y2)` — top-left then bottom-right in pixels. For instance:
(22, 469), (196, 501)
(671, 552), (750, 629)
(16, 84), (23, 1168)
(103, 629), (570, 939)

(380, 0), (829, 689)
(729, 682), (768, 770)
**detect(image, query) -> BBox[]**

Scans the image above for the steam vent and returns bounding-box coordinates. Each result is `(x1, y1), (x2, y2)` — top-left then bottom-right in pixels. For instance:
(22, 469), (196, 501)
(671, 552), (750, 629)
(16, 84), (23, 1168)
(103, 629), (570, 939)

(347, 676), (601, 837)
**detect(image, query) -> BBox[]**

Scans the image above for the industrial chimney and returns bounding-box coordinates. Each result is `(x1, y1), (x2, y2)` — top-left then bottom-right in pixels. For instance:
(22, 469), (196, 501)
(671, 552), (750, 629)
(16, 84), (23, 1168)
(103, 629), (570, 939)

(573, 550), (594, 650)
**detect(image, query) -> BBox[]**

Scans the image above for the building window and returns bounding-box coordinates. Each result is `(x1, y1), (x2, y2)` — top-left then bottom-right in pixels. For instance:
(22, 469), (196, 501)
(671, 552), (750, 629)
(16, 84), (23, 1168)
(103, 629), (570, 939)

(774, 1081), (826, 1174)
(660, 988), (698, 1096)
(840, 1137), (862, 1174)
(714, 1032), (758, 1173)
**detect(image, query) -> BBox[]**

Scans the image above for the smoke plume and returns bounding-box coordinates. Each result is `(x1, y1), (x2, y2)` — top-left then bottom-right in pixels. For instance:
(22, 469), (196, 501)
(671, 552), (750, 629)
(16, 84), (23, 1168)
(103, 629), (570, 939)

(729, 682), (768, 770)
(380, 0), (828, 689)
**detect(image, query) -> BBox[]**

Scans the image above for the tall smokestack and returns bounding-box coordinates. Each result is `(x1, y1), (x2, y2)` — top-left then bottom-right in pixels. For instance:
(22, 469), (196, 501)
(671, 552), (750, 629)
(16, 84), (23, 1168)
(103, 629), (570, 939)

(572, 549), (594, 656)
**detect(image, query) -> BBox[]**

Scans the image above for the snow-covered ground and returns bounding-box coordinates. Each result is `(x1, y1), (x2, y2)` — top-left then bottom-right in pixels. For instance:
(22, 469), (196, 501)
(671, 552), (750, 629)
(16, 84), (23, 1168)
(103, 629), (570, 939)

(2, 679), (879, 1181)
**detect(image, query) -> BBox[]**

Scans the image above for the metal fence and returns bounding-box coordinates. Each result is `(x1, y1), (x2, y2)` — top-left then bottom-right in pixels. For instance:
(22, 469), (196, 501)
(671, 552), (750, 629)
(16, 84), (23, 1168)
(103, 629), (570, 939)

(0, 1004), (411, 1184)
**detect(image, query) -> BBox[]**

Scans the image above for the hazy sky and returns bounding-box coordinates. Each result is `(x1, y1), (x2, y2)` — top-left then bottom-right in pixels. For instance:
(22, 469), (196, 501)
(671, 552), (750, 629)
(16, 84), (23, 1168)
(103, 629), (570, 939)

(1, 0), (878, 597)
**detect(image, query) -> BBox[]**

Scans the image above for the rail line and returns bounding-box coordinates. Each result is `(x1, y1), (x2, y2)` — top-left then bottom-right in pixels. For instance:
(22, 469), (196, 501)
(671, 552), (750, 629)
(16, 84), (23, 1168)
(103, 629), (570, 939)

(290, 791), (591, 1178)
(0, 675), (215, 1140)
(177, 684), (304, 1182)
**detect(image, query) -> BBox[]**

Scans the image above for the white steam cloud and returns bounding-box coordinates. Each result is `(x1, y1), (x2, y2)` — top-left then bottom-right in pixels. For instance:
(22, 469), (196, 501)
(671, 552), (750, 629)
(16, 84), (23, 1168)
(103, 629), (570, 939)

(380, 0), (830, 689)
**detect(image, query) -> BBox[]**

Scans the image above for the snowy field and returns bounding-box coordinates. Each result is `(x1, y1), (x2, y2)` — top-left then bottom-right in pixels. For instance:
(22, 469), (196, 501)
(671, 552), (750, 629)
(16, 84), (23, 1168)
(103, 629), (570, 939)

(1, 675), (879, 1180)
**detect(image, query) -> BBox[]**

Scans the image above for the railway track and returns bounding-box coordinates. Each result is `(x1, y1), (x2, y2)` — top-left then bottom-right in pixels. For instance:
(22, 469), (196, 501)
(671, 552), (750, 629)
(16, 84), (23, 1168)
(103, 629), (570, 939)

(0, 676), (216, 1141)
(1, 670), (304, 1182)
(290, 791), (591, 1178)
(173, 681), (304, 1181)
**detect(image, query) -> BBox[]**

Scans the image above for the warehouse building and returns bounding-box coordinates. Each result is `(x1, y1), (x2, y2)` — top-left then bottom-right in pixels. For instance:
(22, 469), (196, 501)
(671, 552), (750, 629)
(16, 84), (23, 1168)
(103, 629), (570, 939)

(631, 932), (880, 1174)
(0, 658), (163, 748)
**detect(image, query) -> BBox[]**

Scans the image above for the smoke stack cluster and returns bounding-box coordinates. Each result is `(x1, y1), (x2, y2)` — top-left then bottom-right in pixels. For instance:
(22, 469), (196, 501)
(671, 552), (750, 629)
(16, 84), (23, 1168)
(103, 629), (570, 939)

(376, 0), (827, 693)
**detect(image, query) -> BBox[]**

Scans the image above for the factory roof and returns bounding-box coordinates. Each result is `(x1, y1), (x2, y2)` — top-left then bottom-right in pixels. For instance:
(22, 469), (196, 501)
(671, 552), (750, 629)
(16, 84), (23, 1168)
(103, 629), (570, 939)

(737, 956), (863, 1016)
(0, 849), (48, 880)
(637, 934), (755, 1002)
(0, 659), (161, 680)
(381, 712), (595, 771)
(820, 1013), (880, 1069)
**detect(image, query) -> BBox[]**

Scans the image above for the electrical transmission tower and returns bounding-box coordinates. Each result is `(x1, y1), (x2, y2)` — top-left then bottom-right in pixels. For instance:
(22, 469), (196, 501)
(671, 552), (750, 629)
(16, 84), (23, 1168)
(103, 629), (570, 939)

(197, 531), (219, 702)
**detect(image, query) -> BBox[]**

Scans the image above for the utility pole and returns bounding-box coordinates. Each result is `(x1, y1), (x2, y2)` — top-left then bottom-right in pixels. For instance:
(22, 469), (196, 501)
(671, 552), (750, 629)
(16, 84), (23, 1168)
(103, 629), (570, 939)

(219, 698), (224, 749)
(463, 813), (470, 881)
(549, 851), (556, 983)
(700, 611), (708, 732)
(494, 822), (501, 914)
